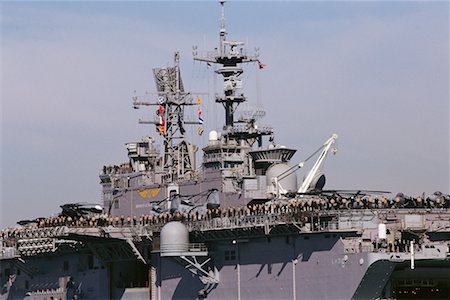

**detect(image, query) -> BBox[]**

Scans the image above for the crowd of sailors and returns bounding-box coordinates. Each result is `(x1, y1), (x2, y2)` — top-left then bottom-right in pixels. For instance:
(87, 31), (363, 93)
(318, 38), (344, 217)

(1, 194), (448, 235)
(309, 193), (449, 210)
(102, 164), (133, 175)
(1, 195), (448, 258)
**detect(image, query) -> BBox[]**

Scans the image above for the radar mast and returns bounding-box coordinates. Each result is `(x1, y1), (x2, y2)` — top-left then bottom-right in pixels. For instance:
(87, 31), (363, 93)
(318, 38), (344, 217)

(133, 52), (198, 183)
(193, 0), (272, 146)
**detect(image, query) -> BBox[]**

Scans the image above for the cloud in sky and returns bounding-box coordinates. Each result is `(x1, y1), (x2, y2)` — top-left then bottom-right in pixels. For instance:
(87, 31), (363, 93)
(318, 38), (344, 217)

(1, 1), (449, 228)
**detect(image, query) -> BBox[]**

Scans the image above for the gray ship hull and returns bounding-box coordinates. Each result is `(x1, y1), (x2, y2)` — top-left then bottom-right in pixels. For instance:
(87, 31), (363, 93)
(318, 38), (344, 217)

(3, 208), (449, 300)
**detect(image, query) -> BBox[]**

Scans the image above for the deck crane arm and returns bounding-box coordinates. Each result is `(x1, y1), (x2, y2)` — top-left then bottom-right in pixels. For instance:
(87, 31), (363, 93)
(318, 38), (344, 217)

(298, 133), (338, 194)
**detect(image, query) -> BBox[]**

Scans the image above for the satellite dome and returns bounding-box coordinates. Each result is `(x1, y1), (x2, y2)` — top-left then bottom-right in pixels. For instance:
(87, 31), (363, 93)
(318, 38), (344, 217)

(266, 163), (298, 193)
(160, 221), (189, 255)
(209, 130), (218, 141)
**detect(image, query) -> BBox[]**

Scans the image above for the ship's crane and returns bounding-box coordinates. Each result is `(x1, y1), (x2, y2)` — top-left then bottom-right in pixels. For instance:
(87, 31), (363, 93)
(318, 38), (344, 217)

(298, 133), (338, 193)
(270, 134), (337, 198)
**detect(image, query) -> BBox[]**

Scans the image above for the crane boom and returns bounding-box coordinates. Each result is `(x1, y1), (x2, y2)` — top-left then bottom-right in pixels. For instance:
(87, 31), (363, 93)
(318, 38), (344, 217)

(298, 133), (338, 193)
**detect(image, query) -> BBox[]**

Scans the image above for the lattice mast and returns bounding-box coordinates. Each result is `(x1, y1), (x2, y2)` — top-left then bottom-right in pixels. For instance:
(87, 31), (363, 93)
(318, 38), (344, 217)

(133, 52), (198, 182)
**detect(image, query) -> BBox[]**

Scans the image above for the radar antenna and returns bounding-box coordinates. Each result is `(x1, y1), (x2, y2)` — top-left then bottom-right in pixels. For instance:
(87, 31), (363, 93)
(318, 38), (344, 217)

(193, 1), (262, 131)
(219, 0), (227, 56)
(133, 52), (198, 183)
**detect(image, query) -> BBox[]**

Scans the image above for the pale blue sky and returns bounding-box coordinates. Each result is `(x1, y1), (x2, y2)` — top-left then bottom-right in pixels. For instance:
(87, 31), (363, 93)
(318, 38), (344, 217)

(1, 1), (449, 228)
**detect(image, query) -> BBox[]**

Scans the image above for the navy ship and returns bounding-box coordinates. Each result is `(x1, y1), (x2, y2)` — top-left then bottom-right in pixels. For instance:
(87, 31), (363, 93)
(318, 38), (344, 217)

(1, 2), (449, 299)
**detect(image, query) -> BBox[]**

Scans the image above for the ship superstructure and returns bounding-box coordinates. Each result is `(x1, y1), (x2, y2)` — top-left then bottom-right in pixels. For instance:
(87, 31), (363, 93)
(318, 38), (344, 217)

(1, 2), (449, 300)
(98, 0), (306, 217)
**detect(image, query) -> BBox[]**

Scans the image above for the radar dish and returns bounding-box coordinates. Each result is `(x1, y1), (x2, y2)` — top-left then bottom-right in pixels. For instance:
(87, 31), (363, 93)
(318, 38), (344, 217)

(153, 67), (184, 93)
